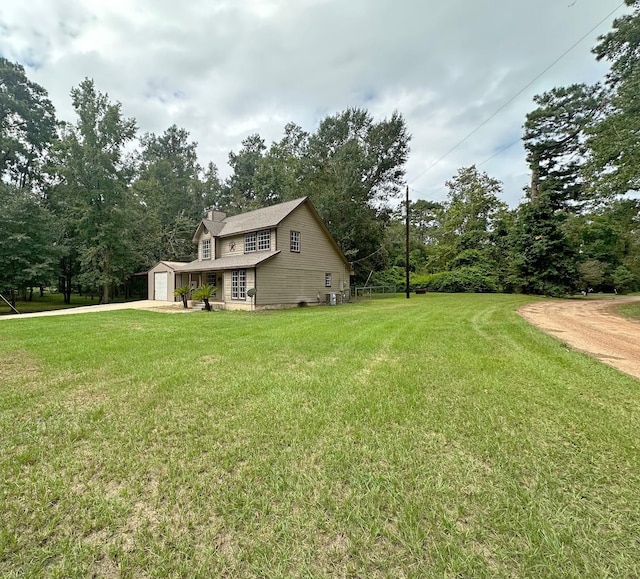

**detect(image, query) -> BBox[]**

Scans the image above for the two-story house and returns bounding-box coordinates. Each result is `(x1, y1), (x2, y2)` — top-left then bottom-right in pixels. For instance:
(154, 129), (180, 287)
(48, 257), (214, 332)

(148, 197), (353, 310)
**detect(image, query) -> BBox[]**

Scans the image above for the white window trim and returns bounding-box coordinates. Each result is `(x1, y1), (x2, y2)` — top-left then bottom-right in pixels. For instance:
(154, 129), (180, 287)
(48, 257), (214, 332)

(244, 232), (256, 253)
(232, 269), (246, 300)
(290, 230), (300, 252)
(202, 238), (211, 260)
(257, 229), (270, 251)
(325, 273), (332, 288)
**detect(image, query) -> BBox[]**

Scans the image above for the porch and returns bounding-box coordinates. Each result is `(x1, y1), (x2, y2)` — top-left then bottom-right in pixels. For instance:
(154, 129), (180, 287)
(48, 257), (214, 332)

(176, 271), (224, 306)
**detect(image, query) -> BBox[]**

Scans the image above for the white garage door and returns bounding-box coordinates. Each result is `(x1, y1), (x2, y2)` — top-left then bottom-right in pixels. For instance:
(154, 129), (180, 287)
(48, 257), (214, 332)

(154, 272), (168, 301)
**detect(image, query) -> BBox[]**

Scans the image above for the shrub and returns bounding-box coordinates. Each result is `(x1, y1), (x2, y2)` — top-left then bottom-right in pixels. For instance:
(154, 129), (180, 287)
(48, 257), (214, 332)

(448, 249), (492, 270)
(613, 266), (638, 294)
(418, 267), (499, 293)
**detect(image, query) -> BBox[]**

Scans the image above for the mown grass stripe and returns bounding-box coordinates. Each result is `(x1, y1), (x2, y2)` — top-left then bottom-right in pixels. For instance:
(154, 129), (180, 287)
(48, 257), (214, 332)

(1, 294), (639, 577)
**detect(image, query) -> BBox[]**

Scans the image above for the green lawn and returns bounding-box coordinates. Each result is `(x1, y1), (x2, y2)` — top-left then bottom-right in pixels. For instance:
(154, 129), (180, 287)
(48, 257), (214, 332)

(1, 294), (639, 577)
(0, 292), (143, 316)
(0, 292), (100, 315)
(618, 301), (640, 321)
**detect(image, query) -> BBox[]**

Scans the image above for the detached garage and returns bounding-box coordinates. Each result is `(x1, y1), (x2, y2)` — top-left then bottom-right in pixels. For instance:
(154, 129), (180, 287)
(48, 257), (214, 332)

(148, 261), (187, 302)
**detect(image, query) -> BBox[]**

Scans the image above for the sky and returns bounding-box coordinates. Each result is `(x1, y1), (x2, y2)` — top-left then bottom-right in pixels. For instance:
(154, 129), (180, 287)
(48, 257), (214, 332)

(0, 0), (630, 207)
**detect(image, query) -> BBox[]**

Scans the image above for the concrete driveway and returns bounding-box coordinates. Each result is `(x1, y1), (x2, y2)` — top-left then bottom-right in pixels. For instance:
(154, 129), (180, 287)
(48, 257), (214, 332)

(0, 300), (185, 321)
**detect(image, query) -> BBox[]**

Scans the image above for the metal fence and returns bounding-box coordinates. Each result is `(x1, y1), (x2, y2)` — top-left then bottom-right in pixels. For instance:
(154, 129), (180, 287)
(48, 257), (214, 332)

(351, 285), (398, 300)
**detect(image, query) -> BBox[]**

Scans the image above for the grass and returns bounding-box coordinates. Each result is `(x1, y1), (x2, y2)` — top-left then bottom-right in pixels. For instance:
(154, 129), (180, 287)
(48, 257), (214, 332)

(617, 301), (640, 321)
(1, 294), (639, 577)
(0, 292), (139, 315)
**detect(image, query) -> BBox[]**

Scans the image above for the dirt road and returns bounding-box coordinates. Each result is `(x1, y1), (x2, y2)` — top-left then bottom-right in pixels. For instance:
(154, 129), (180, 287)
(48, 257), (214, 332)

(519, 297), (640, 381)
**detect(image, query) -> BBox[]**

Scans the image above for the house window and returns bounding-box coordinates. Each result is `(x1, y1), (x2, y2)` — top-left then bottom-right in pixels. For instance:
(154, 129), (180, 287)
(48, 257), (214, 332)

(257, 230), (270, 251)
(202, 239), (211, 260)
(290, 230), (300, 252)
(325, 273), (332, 287)
(232, 269), (246, 299)
(245, 230), (270, 252)
(206, 273), (216, 285)
(244, 232), (256, 252)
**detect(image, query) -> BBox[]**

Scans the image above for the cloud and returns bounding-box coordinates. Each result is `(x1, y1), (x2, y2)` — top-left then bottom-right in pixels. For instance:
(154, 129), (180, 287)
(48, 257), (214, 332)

(0, 0), (629, 206)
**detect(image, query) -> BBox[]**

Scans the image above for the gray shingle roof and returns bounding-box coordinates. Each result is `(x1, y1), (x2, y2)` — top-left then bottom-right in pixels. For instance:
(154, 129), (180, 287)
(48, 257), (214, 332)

(188, 196), (352, 272)
(177, 251), (281, 272)
(160, 261), (188, 269)
(216, 197), (307, 237)
(192, 198), (307, 242)
(200, 220), (225, 237)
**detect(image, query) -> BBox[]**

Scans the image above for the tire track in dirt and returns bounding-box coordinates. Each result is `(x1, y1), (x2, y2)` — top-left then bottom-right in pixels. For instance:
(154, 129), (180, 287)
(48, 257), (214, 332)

(519, 297), (640, 381)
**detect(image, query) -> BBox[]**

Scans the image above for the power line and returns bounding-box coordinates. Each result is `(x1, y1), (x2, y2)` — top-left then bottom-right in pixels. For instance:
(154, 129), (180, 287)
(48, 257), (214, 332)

(478, 137), (522, 168)
(409, 2), (625, 186)
(409, 138), (521, 201)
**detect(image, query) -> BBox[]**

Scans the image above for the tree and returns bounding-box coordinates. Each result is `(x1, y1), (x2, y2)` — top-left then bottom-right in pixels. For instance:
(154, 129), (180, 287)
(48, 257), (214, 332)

(225, 134), (266, 213)
(429, 166), (506, 272)
(137, 124), (204, 222)
(562, 198), (640, 293)
(442, 166), (506, 250)
(518, 84), (601, 295)
(578, 259), (607, 294)
(199, 162), (225, 213)
(587, 0), (640, 197)
(379, 201), (435, 275)
(51, 79), (137, 303)
(410, 199), (443, 246)
(0, 185), (62, 304)
(613, 265), (638, 293)
(0, 58), (57, 189)
(303, 108), (410, 280)
(133, 125), (218, 266)
(523, 84), (601, 209)
(509, 195), (579, 296)
(221, 109), (410, 282)
(253, 123), (308, 207)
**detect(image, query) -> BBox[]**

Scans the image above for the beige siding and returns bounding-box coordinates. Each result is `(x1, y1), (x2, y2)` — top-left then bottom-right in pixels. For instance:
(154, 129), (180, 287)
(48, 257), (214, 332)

(255, 203), (351, 306)
(219, 233), (246, 257)
(184, 202), (349, 310)
(219, 230), (277, 259)
(197, 231), (213, 261)
(221, 268), (255, 308)
(175, 273), (190, 290)
(148, 263), (180, 301)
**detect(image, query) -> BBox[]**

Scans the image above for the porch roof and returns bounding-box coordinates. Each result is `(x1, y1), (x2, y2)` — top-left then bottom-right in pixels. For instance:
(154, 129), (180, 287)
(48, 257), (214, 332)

(177, 251), (280, 272)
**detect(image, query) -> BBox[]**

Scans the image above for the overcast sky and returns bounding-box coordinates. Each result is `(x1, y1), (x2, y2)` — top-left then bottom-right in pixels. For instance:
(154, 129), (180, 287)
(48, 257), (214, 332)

(0, 0), (629, 206)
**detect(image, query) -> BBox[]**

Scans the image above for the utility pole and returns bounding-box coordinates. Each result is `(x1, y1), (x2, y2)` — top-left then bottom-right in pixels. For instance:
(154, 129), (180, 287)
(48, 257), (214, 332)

(405, 185), (410, 299)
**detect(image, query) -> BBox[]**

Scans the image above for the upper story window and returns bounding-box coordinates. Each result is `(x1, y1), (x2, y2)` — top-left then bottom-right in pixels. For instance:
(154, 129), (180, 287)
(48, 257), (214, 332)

(202, 238), (211, 260)
(245, 230), (270, 252)
(290, 230), (300, 252)
(257, 230), (270, 251)
(244, 232), (256, 252)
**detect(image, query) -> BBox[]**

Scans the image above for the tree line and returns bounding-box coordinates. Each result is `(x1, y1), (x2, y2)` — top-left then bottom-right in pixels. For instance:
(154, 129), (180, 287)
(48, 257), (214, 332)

(0, 68), (409, 304)
(1, 1), (639, 304)
(375, 1), (640, 296)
